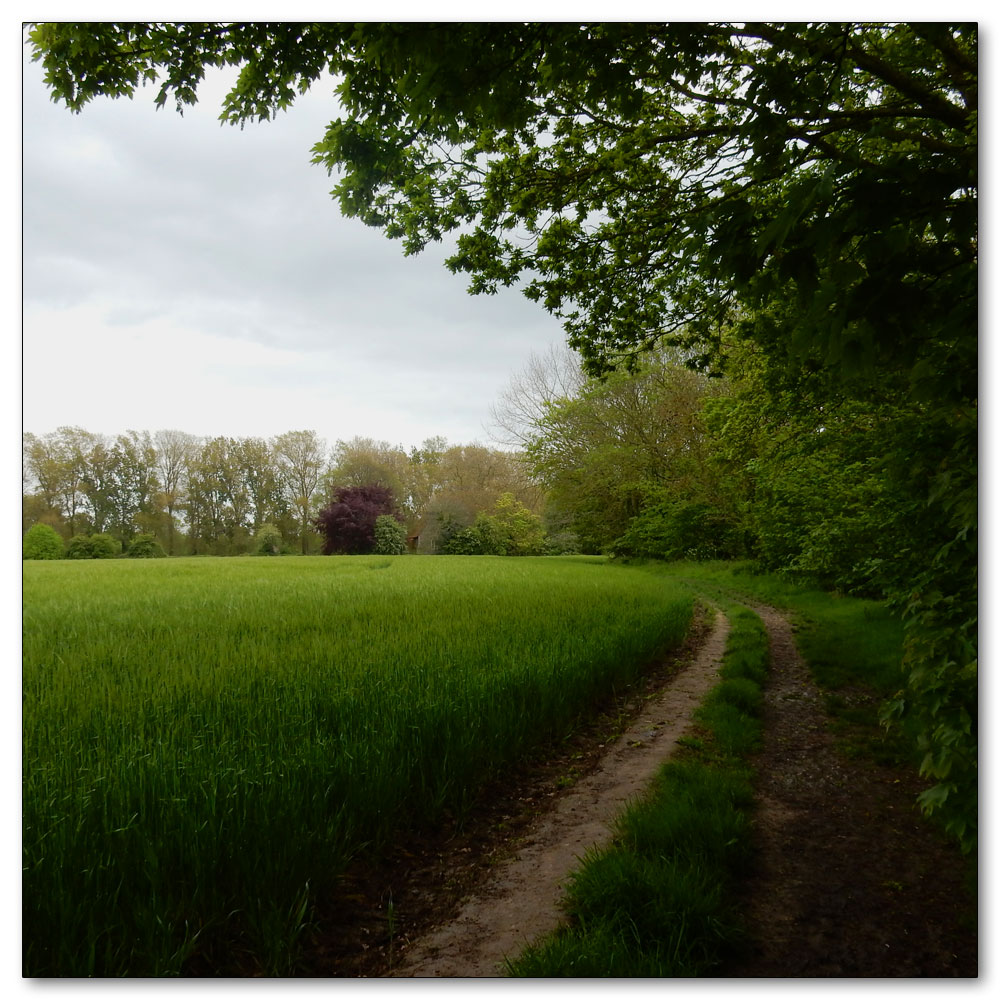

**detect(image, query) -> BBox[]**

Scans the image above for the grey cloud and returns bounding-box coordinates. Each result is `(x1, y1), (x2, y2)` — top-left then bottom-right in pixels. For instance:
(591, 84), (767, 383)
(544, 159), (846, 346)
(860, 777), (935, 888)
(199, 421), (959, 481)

(22, 51), (570, 448)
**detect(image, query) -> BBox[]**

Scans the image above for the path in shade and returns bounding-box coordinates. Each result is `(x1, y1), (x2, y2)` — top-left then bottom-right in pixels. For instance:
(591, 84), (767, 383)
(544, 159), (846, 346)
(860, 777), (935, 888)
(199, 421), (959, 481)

(718, 604), (976, 978)
(390, 608), (731, 978)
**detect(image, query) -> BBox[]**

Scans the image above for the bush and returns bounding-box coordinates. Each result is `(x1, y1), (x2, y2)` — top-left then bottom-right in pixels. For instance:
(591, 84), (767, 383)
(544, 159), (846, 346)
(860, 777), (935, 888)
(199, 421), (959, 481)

(126, 534), (166, 558)
(23, 524), (63, 560)
(373, 515), (407, 555)
(432, 511), (467, 554)
(66, 533), (120, 559)
(254, 523), (284, 556)
(65, 534), (94, 559)
(440, 513), (509, 555)
(91, 533), (120, 558)
(492, 493), (547, 555)
(612, 501), (743, 562)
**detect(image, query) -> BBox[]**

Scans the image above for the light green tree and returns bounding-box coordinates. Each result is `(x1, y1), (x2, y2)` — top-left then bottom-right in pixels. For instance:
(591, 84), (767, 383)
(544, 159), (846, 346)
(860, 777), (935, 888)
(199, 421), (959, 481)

(373, 514), (407, 555)
(254, 522), (284, 556)
(491, 493), (546, 556)
(524, 352), (730, 553)
(273, 430), (327, 554)
(153, 429), (199, 554)
(23, 523), (63, 560)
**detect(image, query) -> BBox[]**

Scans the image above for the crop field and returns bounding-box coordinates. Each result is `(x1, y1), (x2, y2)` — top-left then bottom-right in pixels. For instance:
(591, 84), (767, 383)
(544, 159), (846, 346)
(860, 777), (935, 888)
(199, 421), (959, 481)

(22, 555), (693, 976)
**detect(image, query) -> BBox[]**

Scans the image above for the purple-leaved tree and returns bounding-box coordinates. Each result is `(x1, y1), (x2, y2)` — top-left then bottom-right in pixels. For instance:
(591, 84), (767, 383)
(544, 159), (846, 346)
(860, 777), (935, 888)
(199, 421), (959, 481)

(314, 484), (401, 555)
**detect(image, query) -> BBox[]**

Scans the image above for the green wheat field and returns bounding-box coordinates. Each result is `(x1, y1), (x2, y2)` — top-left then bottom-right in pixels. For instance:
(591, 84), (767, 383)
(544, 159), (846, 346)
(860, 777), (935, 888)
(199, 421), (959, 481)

(22, 555), (692, 975)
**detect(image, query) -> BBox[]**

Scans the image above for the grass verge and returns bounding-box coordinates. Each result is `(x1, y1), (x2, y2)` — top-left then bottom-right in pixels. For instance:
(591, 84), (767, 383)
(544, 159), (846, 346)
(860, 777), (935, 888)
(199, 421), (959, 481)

(506, 604), (768, 977)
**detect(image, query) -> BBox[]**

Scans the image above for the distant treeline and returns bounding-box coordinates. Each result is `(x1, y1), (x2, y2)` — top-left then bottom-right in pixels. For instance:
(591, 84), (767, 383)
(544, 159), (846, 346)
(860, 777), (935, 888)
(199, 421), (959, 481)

(22, 429), (547, 557)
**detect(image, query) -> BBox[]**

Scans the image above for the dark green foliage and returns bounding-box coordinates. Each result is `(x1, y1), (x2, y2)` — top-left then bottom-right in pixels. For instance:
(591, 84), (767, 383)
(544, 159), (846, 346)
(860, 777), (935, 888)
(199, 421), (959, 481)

(702, 346), (938, 598)
(613, 500), (744, 562)
(23, 523), (63, 560)
(439, 513), (508, 555)
(65, 534), (93, 559)
(91, 533), (121, 558)
(705, 344), (978, 849)
(882, 594), (977, 850)
(125, 534), (166, 558)
(432, 511), (466, 554)
(372, 514), (407, 555)
(66, 532), (120, 559)
(543, 530), (581, 556)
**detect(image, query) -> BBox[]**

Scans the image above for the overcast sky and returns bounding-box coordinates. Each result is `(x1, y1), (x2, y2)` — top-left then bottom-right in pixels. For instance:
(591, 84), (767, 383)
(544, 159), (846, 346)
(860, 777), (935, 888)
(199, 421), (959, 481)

(21, 41), (569, 454)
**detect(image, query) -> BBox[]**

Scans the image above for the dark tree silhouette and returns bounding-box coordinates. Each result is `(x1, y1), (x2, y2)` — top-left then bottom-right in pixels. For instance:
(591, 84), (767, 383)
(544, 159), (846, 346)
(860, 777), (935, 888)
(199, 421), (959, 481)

(314, 484), (401, 555)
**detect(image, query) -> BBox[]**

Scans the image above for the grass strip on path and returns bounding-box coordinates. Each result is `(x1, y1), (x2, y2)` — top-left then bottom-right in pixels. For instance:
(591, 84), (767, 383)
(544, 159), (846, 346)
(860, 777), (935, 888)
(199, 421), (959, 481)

(655, 560), (915, 767)
(507, 603), (768, 977)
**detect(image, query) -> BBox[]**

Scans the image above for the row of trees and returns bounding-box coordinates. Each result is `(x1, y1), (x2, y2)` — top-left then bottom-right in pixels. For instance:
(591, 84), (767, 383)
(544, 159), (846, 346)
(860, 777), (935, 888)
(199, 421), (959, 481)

(504, 343), (948, 602)
(23, 428), (327, 556)
(314, 484), (549, 557)
(22, 428), (547, 557)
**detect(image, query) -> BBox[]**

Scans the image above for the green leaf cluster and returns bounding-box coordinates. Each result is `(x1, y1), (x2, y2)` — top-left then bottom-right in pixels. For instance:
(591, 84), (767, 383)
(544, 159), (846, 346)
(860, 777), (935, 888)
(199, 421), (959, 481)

(254, 522), (284, 556)
(66, 532), (120, 559)
(438, 513), (508, 556)
(372, 514), (407, 555)
(125, 533), (167, 558)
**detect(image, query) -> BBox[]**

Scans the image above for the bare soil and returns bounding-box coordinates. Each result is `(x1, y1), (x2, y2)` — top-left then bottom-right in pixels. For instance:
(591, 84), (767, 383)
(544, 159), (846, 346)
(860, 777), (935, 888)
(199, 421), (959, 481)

(297, 602), (977, 978)
(717, 604), (977, 978)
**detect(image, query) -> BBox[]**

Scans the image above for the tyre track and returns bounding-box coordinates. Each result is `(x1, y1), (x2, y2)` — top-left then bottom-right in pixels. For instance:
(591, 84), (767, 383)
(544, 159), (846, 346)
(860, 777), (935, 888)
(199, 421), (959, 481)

(390, 606), (731, 977)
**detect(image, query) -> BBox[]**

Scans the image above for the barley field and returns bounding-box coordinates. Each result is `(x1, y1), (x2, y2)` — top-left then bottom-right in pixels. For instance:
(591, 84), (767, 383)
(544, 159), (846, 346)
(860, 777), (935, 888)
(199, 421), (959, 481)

(22, 555), (692, 976)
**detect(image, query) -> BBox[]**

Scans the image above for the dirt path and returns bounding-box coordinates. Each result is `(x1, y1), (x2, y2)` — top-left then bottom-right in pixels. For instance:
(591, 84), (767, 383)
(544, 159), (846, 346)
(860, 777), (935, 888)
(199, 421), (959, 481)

(303, 600), (976, 978)
(718, 604), (977, 977)
(388, 607), (731, 977)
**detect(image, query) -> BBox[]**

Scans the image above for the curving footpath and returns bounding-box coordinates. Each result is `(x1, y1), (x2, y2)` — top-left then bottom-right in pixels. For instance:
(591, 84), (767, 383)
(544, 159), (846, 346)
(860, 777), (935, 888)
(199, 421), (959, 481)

(389, 599), (977, 978)
(391, 607), (731, 977)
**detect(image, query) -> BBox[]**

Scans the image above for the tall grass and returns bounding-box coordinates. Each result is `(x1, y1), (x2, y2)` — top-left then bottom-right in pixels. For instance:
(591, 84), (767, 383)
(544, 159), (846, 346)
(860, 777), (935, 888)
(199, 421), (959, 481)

(23, 555), (692, 976)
